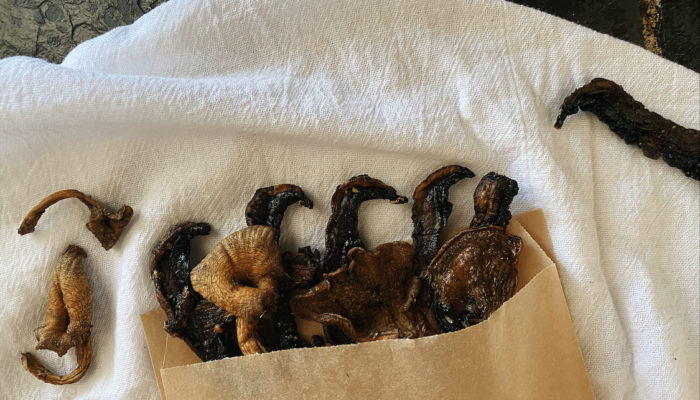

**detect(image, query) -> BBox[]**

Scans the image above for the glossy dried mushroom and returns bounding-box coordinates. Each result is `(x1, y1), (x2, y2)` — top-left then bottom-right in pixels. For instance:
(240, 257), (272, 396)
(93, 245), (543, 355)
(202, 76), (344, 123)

(427, 172), (521, 332)
(21, 245), (92, 385)
(555, 78), (700, 180)
(323, 175), (408, 274)
(18, 189), (133, 250)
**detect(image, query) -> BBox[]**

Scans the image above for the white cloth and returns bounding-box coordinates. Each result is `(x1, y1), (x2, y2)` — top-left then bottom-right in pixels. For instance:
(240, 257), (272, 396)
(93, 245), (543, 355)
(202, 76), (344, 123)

(0, 0), (697, 398)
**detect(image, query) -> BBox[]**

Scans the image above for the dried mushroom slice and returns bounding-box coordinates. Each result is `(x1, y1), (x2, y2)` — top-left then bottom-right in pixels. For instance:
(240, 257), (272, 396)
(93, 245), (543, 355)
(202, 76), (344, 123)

(291, 241), (435, 342)
(427, 172), (521, 332)
(150, 221), (242, 361)
(18, 189), (133, 250)
(21, 245), (92, 385)
(245, 184), (314, 240)
(244, 184), (315, 350)
(412, 165), (475, 268)
(555, 78), (700, 180)
(324, 175), (408, 274)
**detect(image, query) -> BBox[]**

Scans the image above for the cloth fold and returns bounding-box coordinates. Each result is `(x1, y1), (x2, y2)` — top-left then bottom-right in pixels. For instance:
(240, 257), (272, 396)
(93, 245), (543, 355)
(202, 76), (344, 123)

(0, 0), (697, 398)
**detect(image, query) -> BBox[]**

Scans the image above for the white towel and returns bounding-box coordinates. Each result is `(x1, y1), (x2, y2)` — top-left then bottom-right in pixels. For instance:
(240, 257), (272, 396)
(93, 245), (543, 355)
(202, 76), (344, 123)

(0, 0), (697, 398)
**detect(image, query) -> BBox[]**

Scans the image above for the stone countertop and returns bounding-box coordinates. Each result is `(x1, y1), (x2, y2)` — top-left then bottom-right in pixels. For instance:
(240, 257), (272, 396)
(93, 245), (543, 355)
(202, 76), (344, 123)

(0, 0), (698, 73)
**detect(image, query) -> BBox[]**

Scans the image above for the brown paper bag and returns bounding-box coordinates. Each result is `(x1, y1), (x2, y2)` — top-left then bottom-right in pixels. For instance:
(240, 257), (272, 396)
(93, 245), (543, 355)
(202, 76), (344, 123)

(141, 209), (594, 399)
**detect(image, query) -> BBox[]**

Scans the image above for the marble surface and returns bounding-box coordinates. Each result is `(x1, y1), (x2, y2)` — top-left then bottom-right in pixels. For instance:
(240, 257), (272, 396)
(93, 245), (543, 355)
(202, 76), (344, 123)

(0, 1), (698, 72)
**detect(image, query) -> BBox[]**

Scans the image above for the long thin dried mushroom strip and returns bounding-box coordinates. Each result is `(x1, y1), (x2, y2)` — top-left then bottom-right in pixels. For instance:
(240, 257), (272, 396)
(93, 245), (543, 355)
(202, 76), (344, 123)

(555, 77), (700, 180)
(21, 245), (92, 385)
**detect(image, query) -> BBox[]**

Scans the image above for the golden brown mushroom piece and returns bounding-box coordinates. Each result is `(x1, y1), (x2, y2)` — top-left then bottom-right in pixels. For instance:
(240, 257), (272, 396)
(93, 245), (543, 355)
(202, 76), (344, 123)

(427, 172), (521, 332)
(18, 189), (133, 250)
(21, 245), (92, 385)
(151, 185), (312, 358)
(190, 225), (284, 354)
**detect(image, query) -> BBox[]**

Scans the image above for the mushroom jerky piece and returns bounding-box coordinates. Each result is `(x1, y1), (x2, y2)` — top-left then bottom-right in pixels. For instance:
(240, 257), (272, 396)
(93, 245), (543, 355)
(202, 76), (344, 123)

(190, 184), (312, 355)
(291, 241), (437, 342)
(275, 247), (322, 350)
(150, 221), (241, 361)
(324, 175), (408, 274)
(427, 172), (521, 332)
(21, 245), (92, 385)
(18, 189), (133, 250)
(190, 225), (283, 355)
(245, 185), (315, 351)
(412, 165), (475, 268)
(555, 78), (700, 180)
(245, 184), (314, 241)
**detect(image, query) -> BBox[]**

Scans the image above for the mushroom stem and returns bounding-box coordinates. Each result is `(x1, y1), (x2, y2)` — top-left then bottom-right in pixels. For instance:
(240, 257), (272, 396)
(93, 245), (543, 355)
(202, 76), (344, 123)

(18, 189), (133, 250)
(324, 175), (408, 273)
(21, 339), (91, 385)
(245, 184), (313, 238)
(469, 172), (519, 229)
(411, 165), (474, 268)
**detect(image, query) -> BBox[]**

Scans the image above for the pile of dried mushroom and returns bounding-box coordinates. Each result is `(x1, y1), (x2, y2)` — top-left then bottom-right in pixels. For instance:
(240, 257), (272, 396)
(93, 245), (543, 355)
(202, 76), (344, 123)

(150, 166), (523, 360)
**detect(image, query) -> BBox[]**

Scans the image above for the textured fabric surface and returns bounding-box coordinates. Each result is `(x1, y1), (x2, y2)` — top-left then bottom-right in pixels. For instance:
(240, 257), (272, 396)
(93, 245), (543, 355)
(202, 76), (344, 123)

(0, 0), (697, 398)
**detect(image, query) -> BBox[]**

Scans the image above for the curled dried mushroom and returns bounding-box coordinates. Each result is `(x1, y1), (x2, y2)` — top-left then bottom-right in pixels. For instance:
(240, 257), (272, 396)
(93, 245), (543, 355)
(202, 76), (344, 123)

(427, 172), (521, 332)
(150, 184), (312, 359)
(21, 245), (92, 385)
(555, 78), (700, 180)
(18, 189), (133, 250)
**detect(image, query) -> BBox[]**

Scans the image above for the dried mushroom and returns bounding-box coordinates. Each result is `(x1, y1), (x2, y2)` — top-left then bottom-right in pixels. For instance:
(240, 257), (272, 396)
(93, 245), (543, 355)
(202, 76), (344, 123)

(323, 175), (408, 274)
(555, 78), (700, 180)
(18, 189), (133, 250)
(190, 225), (283, 354)
(150, 184), (312, 359)
(292, 168), (479, 343)
(412, 165), (475, 268)
(21, 245), (92, 385)
(427, 172), (521, 332)
(292, 241), (436, 341)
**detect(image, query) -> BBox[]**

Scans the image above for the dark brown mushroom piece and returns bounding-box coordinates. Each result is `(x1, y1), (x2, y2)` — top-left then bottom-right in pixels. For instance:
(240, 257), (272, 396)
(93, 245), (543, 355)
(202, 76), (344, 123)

(244, 186), (316, 351)
(150, 221), (241, 361)
(323, 175), (408, 274)
(18, 189), (133, 250)
(291, 241), (437, 342)
(427, 172), (521, 332)
(555, 77), (700, 180)
(412, 165), (475, 268)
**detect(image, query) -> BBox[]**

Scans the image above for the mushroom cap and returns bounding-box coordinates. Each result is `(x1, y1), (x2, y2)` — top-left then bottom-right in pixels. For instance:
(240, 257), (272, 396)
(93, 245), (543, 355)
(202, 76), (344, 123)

(427, 226), (521, 319)
(190, 225), (284, 320)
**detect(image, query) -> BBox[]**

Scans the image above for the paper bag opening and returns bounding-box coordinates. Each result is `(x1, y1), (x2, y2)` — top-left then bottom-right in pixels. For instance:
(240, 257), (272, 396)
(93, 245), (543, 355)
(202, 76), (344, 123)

(141, 209), (594, 399)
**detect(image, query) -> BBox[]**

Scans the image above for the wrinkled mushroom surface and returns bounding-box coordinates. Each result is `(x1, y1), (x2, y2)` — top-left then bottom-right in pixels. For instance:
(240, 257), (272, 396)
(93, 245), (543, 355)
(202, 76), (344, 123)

(21, 245), (92, 385)
(18, 189), (133, 250)
(292, 241), (437, 342)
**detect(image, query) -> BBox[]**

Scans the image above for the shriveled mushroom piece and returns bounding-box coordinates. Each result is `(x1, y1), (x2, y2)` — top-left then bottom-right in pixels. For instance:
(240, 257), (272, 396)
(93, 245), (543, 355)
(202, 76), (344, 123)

(292, 241), (435, 341)
(412, 165), (475, 268)
(292, 176), (439, 342)
(323, 175), (408, 274)
(427, 172), (521, 332)
(190, 225), (283, 354)
(21, 245), (92, 385)
(18, 189), (133, 250)
(150, 184), (312, 358)
(150, 221), (241, 361)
